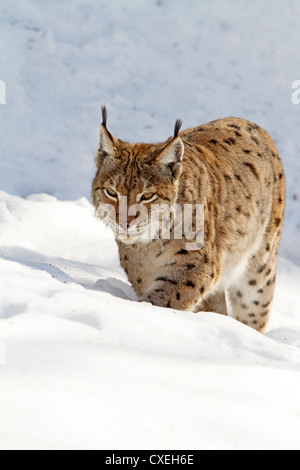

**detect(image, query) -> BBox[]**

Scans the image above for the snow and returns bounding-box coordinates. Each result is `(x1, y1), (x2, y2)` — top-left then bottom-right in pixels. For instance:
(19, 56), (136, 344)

(1, 0), (300, 450)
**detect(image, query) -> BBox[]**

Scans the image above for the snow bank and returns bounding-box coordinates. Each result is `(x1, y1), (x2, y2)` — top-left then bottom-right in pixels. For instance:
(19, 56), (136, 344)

(1, 313), (300, 451)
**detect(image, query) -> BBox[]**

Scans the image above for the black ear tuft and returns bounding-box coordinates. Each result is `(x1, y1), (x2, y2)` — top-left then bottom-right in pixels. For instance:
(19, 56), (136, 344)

(101, 105), (114, 142)
(174, 119), (183, 138)
(101, 106), (108, 128)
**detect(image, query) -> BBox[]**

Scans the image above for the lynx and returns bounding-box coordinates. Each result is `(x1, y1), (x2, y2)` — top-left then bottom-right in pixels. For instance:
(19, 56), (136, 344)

(92, 107), (285, 333)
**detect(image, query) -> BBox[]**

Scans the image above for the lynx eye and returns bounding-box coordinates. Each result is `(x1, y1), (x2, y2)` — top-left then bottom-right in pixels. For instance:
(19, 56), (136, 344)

(104, 188), (118, 200)
(140, 192), (158, 204)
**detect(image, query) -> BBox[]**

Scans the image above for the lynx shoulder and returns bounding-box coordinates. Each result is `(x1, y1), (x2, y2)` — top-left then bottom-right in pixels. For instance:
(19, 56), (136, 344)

(92, 108), (285, 332)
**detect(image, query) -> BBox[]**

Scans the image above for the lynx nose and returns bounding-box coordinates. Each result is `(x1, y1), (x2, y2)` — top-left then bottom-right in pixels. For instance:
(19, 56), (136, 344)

(118, 215), (139, 230)
(119, 221), (130, 230)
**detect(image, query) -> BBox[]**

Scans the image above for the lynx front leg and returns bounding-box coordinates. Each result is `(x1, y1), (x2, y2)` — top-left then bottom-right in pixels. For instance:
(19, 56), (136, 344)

(141, 250), (218, 311)
(142, 278), (201, 311)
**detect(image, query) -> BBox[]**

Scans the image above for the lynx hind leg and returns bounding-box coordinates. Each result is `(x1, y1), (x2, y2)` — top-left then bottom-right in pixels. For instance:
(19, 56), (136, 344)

(228, 241), (279, 333)
(195, 290), (228, 316)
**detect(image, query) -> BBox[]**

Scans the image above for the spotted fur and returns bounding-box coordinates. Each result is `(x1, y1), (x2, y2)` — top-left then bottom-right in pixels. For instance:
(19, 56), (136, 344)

(92, 110), (285, 333)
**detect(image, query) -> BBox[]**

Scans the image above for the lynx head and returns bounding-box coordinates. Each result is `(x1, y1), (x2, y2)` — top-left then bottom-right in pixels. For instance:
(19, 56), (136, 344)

(92, 107), (184, 244)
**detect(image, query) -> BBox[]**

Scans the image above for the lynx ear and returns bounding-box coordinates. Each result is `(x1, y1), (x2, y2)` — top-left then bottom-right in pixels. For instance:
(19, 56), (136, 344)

(156, 137), (184, 179)
(96, 106), (118, 166)
(98, 125), (117, 158)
